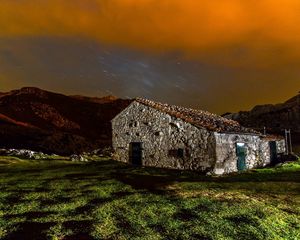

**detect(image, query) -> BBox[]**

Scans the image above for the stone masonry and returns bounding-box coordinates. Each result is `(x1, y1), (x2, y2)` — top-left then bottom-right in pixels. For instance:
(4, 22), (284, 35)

(112, 99), (286, 174)
(112, 101), (216, 171)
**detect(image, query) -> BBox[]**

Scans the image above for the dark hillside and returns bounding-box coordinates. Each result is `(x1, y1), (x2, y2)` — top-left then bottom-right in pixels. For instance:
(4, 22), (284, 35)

(0, 87), (131, 154)
(224, 92), (300, 152)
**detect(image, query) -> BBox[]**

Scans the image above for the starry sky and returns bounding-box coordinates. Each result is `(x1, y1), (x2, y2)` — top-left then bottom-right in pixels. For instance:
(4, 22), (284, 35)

(0, 0), (300, 113)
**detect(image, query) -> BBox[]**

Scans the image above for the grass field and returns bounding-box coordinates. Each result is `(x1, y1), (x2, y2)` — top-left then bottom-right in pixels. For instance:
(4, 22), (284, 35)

(0, 157), (299, 240)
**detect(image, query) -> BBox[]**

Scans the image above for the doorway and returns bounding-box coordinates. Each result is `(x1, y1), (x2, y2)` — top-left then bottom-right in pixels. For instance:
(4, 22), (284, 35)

(236, 143), (247, 171)
(269, 141), (277, 164)
(129, 142), (143, 166)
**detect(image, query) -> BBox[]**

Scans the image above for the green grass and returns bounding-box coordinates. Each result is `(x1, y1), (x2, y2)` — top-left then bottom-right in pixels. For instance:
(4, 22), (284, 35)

(0, 157), (299, 240)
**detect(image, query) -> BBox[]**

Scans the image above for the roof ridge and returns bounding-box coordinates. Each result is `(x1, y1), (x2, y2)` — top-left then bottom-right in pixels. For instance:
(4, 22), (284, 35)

(135, 97), (260, 134)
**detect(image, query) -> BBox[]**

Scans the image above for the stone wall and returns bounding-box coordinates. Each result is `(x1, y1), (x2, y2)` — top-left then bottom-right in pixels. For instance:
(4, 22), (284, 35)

(112, 101), (216, 171)
(214, 133), (262, 174)
(260, 139), (286, 166)
(276, 139), (286, 154)
(214, 134), (286, 174)
(260, 140), (272, 166)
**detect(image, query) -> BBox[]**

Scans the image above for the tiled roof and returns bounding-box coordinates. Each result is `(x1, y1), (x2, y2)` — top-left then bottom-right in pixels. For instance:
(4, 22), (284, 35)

(135, 98), (261, 135)
(261, 134), (285, 141)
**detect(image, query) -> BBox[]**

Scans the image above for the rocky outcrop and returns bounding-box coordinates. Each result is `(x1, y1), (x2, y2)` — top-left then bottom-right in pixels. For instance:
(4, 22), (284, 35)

(70, 154), (89, 162)
(30, 103), (80, 130)
(0, 148), (54, 160)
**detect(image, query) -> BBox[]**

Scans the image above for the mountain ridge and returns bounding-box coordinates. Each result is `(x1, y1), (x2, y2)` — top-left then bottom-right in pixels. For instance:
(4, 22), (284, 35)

(0, 87), (132, 155)
(223, 92), (300, 150)
(1, 87), (300, 154)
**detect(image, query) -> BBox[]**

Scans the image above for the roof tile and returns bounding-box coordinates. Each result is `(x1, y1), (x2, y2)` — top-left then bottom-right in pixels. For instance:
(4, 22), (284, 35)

(135, 98), (260, 134)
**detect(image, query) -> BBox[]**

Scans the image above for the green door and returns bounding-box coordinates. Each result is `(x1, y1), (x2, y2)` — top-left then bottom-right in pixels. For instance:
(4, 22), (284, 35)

(236, 143), (247, 171)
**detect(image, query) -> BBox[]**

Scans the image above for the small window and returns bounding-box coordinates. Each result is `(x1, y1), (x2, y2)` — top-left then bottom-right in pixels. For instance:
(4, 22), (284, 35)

(177, 148), (184, 158)
(168, 148), (184, 158)
(129, 121), (139, 127)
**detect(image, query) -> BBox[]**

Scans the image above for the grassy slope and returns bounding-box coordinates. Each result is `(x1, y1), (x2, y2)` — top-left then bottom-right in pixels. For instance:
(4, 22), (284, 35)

(0, 157), (299, 240)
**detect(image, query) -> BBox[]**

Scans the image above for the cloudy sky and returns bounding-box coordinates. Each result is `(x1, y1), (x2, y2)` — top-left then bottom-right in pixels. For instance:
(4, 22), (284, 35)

(0, 0), (299, 113)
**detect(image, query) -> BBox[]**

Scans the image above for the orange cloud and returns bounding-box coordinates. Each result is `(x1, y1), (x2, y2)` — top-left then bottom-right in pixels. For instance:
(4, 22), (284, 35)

(0, 0), (300, 67)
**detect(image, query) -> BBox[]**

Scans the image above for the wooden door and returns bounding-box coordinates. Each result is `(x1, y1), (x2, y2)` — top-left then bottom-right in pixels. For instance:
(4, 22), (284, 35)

(129, 142), (143, 166)
(269, 141), (277, 164)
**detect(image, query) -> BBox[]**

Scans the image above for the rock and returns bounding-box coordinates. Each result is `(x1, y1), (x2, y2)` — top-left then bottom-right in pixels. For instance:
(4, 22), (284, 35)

(70, 154), (79, 161)
(0, 148), (49, 159)
(70, 154), (89, 162)
(0, 149), (7, 155)
(91, 149), (101, 155)
(86, 147), (113, 157)
(275, 163), (284, 168)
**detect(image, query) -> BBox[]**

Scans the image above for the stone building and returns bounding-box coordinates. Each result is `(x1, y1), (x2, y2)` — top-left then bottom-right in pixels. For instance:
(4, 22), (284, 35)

(112, 98), (285, 175)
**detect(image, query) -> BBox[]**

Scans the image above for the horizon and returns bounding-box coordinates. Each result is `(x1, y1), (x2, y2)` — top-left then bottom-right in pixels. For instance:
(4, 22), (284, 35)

(1, 85), (298, 115)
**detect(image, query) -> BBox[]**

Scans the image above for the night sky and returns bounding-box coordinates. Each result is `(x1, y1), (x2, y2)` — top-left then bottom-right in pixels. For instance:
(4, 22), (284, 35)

(0, 0), (300, 113)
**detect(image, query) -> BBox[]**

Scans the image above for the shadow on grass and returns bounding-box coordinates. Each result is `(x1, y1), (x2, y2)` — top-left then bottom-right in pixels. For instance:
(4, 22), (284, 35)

(3, 159), (300, 195)
(115, 172), (176, 194)
(1, 158), (299, 240)
(62, 220), (94, 240)
(3, 222), (55, 240)
(5, 211), (57, 220)
(4, 220), (94, 240)
(113, 163), (300, 191)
